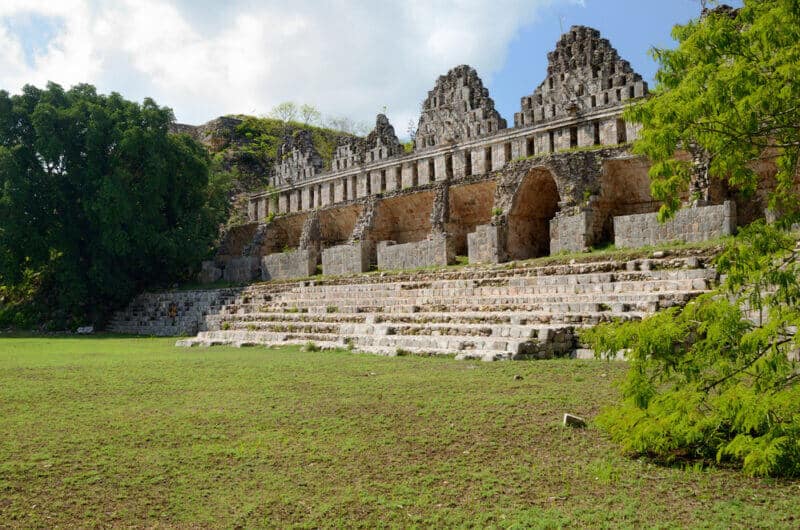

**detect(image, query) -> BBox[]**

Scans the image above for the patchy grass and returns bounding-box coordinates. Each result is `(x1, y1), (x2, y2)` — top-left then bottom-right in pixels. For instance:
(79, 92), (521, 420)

(0, 336), (797, 527)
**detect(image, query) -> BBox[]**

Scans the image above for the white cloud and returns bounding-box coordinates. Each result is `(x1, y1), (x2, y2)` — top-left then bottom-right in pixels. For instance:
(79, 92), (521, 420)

(0, 0), (580, 132)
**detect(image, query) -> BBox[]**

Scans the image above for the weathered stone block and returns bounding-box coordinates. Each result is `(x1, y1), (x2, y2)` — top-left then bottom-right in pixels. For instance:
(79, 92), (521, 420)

(377, 235), (452, 271)
(321, 241), (373, 276)
(222, 257), (260, 283)
(550, 209), (601, 254)
(198, 260), (222, 284)
(468, 224), (506, 264)
(261, 250), (318, 281)
(614, 202), (736, 249)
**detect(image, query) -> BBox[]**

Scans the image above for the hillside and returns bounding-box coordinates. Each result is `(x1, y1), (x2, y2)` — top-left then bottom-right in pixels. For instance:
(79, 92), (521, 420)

(171, 116), (358, 195)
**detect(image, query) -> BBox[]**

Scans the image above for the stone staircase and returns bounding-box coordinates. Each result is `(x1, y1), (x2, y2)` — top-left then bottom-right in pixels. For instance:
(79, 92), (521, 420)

(159, 253), (718, 361)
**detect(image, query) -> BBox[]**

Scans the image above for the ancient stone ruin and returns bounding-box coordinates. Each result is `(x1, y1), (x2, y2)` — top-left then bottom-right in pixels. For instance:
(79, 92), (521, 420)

(112, 25), (783, 360)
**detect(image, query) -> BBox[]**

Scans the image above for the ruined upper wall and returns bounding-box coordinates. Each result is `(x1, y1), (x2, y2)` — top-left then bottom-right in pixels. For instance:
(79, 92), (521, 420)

(364, 114), (403, 162)
(515, 25), (648, 127)
(273, 130), (324, 187)
(415, 65), (507, 150)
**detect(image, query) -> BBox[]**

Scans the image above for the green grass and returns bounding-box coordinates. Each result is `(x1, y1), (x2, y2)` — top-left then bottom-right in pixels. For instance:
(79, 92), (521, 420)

(0, 336), (797, 528)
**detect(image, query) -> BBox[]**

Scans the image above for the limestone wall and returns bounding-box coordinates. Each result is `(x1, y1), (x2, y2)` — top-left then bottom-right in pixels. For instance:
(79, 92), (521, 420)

(614, 202), (736, 248)
(261, 250), (318, 281)
(321, 242), (372, 276)
(467, 224), (506, 264)
(550, 209), (604, 254)
(222, 257), (260, 283)
(108, 288), (240, 336)
(377, 236), (452, 270)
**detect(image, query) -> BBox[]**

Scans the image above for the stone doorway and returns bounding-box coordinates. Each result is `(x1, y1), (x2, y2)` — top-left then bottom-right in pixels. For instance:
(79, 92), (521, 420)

(506, 168), (560, 260)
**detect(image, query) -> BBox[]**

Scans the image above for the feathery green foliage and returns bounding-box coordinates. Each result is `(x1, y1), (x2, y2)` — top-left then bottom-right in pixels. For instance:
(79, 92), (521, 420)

(584, 222), (800, 476)
(593, 1), (800, 477)
(625, 0), (800, 222)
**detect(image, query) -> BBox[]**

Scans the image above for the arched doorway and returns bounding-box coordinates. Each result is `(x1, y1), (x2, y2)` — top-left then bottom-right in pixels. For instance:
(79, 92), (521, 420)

(506, 168), (560, 260)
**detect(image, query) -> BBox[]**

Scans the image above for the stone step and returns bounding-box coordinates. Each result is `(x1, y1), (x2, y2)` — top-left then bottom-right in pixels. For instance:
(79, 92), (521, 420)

(236, 290), (704, 315)
(177, 327), (576, 362)
(240, 269), (714, 297)
(209, 310), (645, 327)
(222, 319), (571, 340)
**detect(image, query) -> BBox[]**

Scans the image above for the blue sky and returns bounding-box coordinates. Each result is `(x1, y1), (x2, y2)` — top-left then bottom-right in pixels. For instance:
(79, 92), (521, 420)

(490, 0), (743, 121)
(0, 1), (742, 131)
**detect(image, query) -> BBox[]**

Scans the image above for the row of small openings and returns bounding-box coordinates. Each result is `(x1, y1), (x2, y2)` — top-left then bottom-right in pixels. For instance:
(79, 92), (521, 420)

(369, 148), (390, 162)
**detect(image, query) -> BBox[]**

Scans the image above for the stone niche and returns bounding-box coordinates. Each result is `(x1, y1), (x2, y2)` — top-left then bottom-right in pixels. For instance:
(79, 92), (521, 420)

(272, 130), (323, 187)
(415, 65), (507, 150)
(515, 25), (648, 129)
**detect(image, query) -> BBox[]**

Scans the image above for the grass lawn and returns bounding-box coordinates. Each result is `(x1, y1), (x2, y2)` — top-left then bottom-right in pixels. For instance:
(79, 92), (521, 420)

(0, 336), (797, 528)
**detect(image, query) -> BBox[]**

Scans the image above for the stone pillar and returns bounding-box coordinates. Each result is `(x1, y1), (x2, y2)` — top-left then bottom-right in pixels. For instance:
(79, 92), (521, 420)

(401, 161), (419, 188)
(334, 178), (346, 203)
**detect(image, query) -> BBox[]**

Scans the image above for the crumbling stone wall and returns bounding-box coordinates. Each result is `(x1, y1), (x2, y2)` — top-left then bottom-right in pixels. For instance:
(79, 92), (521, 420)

(273, 130), (323, 187)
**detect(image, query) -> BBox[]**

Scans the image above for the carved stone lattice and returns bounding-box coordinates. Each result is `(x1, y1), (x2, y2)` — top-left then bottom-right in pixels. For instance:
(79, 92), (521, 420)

(273, 130), (323, 187)
(515, 26), (648, 127)
(415, 65), (506, 150)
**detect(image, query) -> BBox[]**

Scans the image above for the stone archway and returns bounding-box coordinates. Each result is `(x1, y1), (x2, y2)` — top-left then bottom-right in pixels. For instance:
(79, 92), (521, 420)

(506, 168), (561, 260)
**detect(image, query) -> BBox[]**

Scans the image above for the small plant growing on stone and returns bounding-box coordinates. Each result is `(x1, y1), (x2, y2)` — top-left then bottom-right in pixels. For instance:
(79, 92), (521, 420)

(326, 305), (338, 313)
(302, 341), (320, 352)
(221, 322), (231, 330)
(491, 207), (503, 217)
(246, 324), (257, 331)
(266, 211), (276, 223)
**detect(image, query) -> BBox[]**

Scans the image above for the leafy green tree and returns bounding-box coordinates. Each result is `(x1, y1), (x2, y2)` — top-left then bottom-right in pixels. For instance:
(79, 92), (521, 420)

(269, 101), (298, 123)
(299, 104), (321, 126)
(588, 1), (800, 477)
(0, 83), (226, 327)
(626, 0), (800, 222)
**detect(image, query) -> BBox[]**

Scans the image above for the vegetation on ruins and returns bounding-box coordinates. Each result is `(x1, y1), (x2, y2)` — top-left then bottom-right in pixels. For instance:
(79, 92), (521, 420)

(588, 0), (800, 477)
(0, 83), (228, 328)
(233, 115), (356, 173)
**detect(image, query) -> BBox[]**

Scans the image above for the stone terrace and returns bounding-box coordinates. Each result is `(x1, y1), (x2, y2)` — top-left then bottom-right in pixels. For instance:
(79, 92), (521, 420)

(111, 249), (719, 361)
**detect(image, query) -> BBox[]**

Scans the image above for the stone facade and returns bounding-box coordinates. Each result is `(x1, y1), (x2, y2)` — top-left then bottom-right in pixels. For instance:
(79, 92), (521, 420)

(614, 202), (737, 248)
(204, 25), (769, 284)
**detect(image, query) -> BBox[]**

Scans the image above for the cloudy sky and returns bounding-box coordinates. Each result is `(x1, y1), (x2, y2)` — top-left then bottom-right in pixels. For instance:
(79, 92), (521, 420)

(0, 0), (736, 136)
